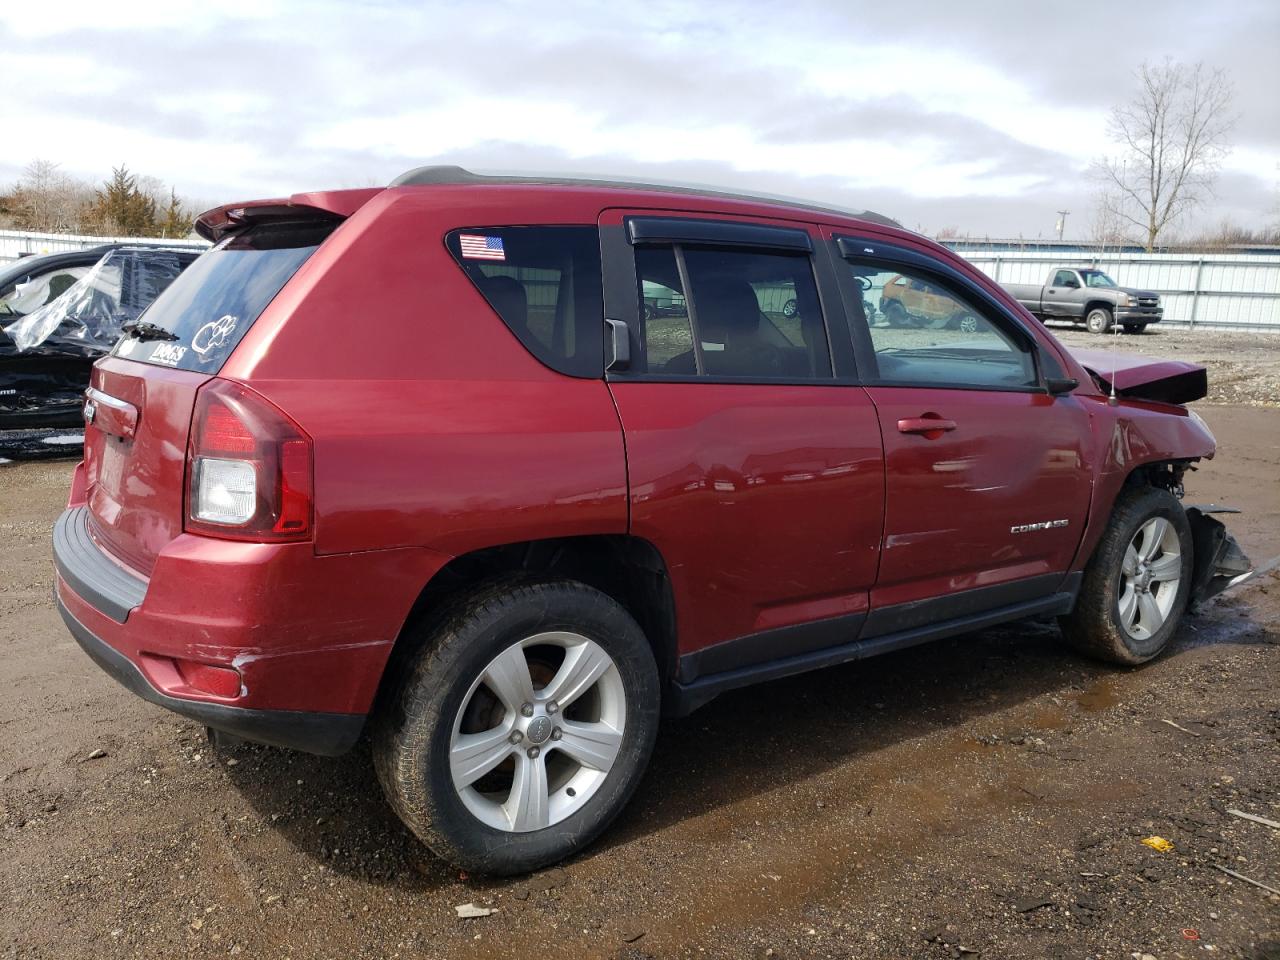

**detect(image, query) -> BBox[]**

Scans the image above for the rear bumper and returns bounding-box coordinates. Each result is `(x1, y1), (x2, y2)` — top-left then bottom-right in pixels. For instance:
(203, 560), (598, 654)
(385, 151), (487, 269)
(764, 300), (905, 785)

(56, 595), (364, 755)
(51, 504), (453, 753)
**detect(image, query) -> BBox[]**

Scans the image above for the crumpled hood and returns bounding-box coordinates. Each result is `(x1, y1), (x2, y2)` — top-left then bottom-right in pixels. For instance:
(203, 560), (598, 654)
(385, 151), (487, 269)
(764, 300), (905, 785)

(1068, 347), (1207, 404)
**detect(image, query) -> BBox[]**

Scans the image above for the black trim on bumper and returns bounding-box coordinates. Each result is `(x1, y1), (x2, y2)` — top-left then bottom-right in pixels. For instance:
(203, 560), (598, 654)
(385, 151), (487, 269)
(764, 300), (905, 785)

(56, 595), (365, 756)
(53, 506), (146, 623)
(1115, 308), (1163, 323)
(1185, 507), (1254, 604)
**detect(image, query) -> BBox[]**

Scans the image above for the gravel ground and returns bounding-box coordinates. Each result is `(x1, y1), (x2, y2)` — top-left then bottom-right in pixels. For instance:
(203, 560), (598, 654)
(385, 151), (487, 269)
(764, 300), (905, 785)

(1, 405), (1278, 960)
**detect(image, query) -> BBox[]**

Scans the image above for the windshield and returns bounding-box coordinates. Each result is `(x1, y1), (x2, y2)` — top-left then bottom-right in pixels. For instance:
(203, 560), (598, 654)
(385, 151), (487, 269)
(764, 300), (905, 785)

(113, 220), (335, 372)
(1080, 269), (1117, 288)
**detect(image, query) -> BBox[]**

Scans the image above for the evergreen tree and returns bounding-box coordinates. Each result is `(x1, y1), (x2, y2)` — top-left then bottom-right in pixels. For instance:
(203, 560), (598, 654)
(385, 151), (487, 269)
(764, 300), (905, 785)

(159, 188), (194, 238)
(88, 165), (158, 236)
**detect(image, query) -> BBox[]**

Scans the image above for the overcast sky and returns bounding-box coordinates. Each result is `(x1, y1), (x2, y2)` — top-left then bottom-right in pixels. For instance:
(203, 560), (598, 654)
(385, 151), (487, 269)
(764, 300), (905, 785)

(4, 0), (1277, 238)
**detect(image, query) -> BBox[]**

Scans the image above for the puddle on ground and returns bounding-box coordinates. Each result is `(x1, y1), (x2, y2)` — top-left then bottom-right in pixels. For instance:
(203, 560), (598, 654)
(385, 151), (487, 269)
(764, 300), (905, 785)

(1027, 706), (1069, 730)
(1076, 677), (1122, 713)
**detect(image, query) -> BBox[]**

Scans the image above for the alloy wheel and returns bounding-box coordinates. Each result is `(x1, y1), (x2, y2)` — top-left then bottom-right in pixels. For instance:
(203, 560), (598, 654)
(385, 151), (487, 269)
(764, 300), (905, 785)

(449, 632), (626, 833)
(1117, 516), (1182, 641)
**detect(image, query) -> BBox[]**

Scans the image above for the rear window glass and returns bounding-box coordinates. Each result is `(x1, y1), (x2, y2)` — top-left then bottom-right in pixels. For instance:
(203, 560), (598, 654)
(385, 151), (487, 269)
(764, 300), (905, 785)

(113, 220), (335, 372)
(445, 226), (603, 377)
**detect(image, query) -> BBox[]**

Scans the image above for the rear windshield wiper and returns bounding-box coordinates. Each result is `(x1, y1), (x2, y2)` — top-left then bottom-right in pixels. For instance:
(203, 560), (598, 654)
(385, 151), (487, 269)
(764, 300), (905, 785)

(121, 320), (178, 341)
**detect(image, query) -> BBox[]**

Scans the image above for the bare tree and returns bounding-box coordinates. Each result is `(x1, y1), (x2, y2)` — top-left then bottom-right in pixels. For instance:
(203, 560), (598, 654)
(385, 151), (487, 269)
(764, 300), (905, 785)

(1186, 217), (1280, 251)
(1093, 60), (1235, 251)
(5, 159), (94, 233)
(1087, 193), (1130, 247)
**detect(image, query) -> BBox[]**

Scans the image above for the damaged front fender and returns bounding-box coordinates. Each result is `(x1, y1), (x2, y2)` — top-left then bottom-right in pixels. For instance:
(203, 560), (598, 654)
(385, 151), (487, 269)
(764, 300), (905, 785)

(1185, 505), (1254, 606)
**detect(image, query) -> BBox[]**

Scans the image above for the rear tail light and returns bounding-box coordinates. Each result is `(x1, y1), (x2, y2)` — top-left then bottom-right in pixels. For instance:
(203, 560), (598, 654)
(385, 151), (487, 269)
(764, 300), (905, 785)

(185, 379), (313, 542)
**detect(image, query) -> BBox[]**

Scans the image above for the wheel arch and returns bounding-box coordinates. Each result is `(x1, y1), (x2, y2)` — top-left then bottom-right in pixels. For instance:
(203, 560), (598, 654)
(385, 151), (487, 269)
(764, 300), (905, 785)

(375, 534), (679, 710)
(1070, 456), (1201, 578)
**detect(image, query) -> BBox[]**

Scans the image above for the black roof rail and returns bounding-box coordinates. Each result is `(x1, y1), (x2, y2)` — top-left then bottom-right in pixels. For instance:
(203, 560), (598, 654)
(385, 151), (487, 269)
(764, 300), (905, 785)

(388, 165), (901, 229)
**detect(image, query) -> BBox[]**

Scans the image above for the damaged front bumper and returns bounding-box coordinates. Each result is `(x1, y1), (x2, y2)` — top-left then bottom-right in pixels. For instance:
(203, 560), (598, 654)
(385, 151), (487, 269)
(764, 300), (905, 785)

(1185, 505), (1254, 605)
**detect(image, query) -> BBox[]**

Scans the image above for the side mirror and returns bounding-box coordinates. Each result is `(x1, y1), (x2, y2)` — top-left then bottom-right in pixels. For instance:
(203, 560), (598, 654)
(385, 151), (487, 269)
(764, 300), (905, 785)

(1045, 377), (1079, 396)
(1063, 279), (1080, 288)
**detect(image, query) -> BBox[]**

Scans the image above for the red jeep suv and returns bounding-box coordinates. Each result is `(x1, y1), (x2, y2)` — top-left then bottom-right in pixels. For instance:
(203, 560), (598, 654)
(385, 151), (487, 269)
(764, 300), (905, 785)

(53, 167), (1251, 874)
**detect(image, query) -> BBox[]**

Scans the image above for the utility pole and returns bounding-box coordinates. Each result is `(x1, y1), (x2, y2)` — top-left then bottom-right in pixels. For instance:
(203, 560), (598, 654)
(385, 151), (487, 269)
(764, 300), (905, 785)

(1056, 210), (1070, 241)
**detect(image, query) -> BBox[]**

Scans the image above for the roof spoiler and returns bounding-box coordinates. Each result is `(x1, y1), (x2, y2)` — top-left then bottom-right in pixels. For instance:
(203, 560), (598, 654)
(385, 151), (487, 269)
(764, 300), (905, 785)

(194, 188), (383, 243)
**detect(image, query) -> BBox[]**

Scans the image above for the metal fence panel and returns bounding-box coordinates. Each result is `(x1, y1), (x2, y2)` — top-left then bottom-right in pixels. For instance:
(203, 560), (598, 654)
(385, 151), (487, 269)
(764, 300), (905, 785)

(0, 228), (207, 263)
(6, 231), (1278, 330)
(948, 248), (1280, 330)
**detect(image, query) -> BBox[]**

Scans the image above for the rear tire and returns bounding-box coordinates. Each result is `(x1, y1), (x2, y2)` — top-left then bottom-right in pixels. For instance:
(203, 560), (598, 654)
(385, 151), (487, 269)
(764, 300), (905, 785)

(373, 579), (660, 875)
(1059, 486), (1193, 665)
(1085, 306), (1113, 334)
(883, 300), (908, 327)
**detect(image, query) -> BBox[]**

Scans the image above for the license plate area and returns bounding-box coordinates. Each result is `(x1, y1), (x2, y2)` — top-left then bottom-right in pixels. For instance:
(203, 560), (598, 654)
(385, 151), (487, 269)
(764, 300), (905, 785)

(98, 436), (128, 499)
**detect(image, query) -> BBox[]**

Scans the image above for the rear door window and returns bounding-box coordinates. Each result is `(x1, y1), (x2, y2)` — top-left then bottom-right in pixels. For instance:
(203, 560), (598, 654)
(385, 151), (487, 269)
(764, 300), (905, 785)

(631, 244), (832, 380)
(445, 226), (603, 377)
(113, 220), (336, 372)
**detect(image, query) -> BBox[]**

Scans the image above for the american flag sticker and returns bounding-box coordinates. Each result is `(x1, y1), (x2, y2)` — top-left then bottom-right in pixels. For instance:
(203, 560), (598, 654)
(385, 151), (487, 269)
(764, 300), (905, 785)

(459, 234), (506, 261)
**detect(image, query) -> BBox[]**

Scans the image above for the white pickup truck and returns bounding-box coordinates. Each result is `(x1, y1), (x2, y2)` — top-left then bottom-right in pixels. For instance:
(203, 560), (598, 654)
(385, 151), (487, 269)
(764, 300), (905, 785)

(1001, 267), (1163, 334)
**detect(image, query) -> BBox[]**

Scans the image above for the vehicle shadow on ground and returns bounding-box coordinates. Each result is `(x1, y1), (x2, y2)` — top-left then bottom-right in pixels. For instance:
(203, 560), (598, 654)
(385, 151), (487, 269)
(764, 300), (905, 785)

(218, 600), (1274, 893)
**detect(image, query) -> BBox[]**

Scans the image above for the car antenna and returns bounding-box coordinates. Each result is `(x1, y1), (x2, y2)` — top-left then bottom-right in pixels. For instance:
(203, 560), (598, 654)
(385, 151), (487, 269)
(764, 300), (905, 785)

(1096, 235), (1120, 405)
(1107, 169), (1124, 407)
(1109, 318), (1120, 406)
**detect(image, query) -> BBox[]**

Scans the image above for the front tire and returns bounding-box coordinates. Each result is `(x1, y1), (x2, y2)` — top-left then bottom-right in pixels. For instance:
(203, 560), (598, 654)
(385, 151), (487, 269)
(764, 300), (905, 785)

(1123, 322), (1148, 334)
(1059, 486), (1193, 665)
(1085, 306), (1114, 334)
(374, 580), (660, 875)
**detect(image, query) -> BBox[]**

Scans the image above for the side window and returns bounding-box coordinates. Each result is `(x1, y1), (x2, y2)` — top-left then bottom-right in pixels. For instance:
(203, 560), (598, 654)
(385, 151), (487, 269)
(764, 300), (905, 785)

(635, 248), (695, 368)
(632, 244), (832, 380)
(446, 226), (603, 378)
(851, 263), (1037, 389)
(1053, 269), (1077, 287)
(0, 265), (91, 317)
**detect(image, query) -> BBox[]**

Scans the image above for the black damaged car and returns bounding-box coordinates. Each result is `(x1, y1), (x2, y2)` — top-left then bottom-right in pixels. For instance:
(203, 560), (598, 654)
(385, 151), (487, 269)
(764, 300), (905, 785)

(0, 245), (202, 434)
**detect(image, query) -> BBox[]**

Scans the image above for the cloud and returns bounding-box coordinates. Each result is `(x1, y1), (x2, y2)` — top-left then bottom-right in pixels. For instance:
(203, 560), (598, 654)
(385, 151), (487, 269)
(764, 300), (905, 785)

(1, 0), (1274, 236)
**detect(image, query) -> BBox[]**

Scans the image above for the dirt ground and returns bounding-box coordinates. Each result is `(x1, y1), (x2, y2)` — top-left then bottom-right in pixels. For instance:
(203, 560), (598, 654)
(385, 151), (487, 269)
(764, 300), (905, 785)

(1, 402), (1278, 959)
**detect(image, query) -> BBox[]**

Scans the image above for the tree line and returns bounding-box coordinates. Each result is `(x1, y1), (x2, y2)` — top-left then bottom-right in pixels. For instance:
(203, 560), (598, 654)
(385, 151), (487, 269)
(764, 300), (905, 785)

(0, 160), (200, 238)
